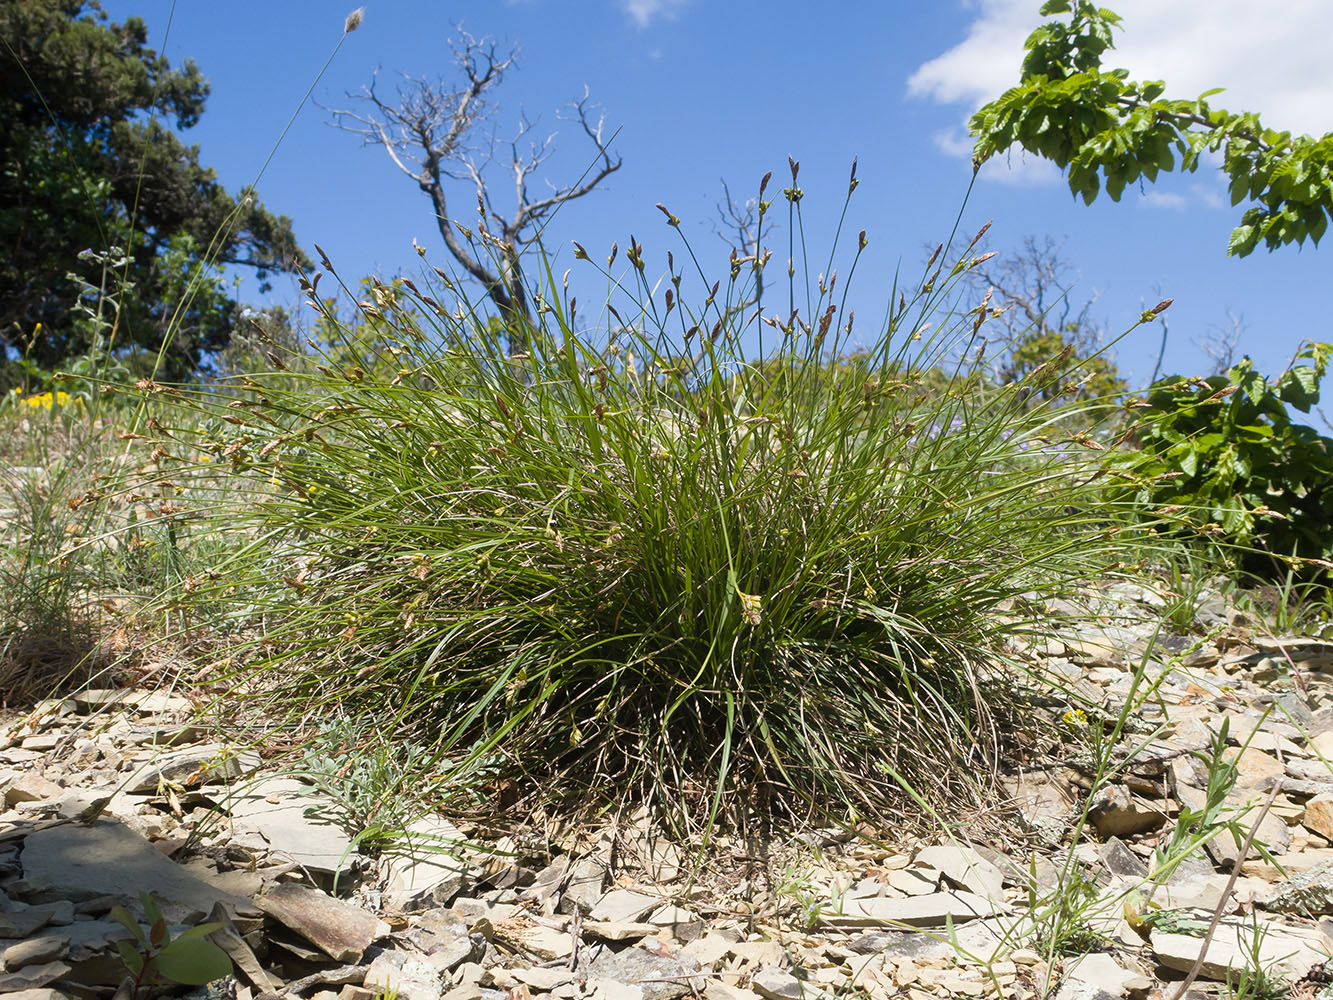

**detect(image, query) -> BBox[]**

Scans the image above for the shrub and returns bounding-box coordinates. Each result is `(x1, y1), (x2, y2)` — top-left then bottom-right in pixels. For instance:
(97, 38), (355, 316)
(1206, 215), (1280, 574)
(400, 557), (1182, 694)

(1122, 341), (1333, 578)
(166, 169), (1163, 832)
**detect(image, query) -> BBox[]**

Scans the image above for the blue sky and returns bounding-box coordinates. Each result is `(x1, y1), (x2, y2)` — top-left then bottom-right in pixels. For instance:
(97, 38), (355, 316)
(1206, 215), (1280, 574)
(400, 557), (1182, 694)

(98, 0), (1333, 391)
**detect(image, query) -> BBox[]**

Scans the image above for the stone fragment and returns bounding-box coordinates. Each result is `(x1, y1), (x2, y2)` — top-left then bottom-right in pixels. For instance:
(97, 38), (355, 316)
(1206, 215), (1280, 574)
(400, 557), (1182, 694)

(124, 744), (250, 793)
(1005, 772), (1073, 843)
(588, 888), (661, 924)
(885, 867), (939, 896)
(1227, 747), (1286, 790)
(1260, 859), (1333, 915)
(583, 919), (657, 941)
(508, 923), (574, 960)
(703, 984), (762, 1000)
(204, 902), (277, 991)
(1170, 782), (1287, 871)
(256, 883), (383, 963)
(222, 776), (359, 876)
(0, 962), (71, 992)
(2, 934), (69, 970)
(1304, 793), (1333, 839)
(1086, 786), (1166, 837)
(0, 990), (71, 1000)
(0, 908), (56, 939)
(446, 897), (507, 922)
(1288, 757), (1333, 783)
(20, 819), (248, 918)
(382, 816), (471, 911)
(422, 928), (486, 974)
(681, 933), (737, 966)
(821, 890), (1001, 928)
(510, 966), (576, 990)
(62, 918), (136, 963)
(587, 978), (647, 1000)
(560, 857), (606, 914)
(1099, 837), (1147, 877)
(440, 986), (490, 1000)
(749, 968), (802, 1000)
(914, 845), (1005, 899)
(1056, 952), (1143, 1000)
(2, 774), (62, 807)
(364, 950), (445, 1000)
(588, 946), (703, 1000)
(1153, 924), (1325, 981)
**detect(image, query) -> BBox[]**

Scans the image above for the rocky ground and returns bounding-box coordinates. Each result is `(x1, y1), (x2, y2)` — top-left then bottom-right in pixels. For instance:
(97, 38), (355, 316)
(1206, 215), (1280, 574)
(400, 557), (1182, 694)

(4, 583), (1333, 1000)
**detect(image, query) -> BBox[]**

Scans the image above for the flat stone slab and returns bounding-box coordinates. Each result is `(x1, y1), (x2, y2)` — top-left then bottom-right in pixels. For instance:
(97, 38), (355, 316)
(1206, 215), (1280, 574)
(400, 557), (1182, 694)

(588, 888), (661, 924)
(1153, 924), (1327, 981)
(0, 962), (71, 992)
(588, 945), (703, 1000)
(255, 883), (383, 963)
(222, 776), (359, 875)
(123, 744), (251, 794)
(821, 889), (1002, 928)
(19, 820), (248, 919)
(382, 815), (470, 909)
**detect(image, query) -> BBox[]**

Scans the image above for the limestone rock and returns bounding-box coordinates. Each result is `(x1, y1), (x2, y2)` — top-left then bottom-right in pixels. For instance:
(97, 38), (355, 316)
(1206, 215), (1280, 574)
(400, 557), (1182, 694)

(913, 845), (1005, 899)
(821, 890), (1001, 928)
(588, 888), (661, 924)
(588, 946), (703, 1000)
(1087, 786), (1166, 837)
(364, 950), (445, 1000)
(0, 962), (72, 993)
(20, 820), (247, 919)
(750, 968), (802, 1000)
(2, 934), (69, 971)
(1153, 923), (1325, 981)
(256, 883), (384, 963)
(1056, 952), (1144, 1000)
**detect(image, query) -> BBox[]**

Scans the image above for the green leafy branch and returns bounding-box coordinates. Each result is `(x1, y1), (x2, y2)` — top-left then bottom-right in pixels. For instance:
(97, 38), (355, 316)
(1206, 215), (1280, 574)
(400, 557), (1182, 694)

(969, 0), (1333, 256)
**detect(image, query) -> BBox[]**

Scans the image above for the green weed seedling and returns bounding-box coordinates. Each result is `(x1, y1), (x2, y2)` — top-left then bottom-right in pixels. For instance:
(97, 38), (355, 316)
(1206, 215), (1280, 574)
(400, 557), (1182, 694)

(109, 892), (232, 998)
(1225, 910), (1294, 1000)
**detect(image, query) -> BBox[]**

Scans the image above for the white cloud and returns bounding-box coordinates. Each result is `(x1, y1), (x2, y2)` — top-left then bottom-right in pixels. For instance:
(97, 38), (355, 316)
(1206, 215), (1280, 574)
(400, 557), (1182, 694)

(618, 0), (691, 28)
(910, 0), (1333, 181)
(1140, 191), (1188, 211)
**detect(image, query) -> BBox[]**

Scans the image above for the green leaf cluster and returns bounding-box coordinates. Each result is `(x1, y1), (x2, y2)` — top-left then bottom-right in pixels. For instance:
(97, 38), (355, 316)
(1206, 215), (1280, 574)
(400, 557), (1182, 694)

(0, 0), (310, 376)
(1122, 342), (1333, 575)
(969, 0), (1333, 257)
(110, 892), (231, 995)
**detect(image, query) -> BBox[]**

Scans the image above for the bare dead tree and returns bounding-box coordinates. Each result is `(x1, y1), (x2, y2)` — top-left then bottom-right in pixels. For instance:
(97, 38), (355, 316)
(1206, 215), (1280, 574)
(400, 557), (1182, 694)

(1195, 307), (1245, 375)
(328, 27), (621, 351)
(713, 178), (766, 315)
(961, 234), (1123, 400)
(695, 178), (774, 368)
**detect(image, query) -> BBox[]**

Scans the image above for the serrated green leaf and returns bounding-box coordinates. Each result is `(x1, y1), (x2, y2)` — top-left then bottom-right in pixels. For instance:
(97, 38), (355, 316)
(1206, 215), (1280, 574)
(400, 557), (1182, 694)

(1226, 224), (1256, 256)
(154, 938), (233, 986)
(1039, 0), (1071, 15)
(1278, 364), (1322, 412)
(1178, 449), (1198, 478)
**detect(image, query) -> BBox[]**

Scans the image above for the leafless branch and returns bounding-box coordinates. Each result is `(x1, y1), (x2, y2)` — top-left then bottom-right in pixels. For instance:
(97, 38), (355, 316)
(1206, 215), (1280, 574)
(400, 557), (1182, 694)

(325, 26), (620, 350)
(1195, 307), (1245, 375)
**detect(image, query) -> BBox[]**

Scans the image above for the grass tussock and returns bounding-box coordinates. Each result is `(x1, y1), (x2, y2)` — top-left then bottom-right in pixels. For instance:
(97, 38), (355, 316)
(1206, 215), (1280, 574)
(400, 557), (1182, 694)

(146, 171), (1161, 834)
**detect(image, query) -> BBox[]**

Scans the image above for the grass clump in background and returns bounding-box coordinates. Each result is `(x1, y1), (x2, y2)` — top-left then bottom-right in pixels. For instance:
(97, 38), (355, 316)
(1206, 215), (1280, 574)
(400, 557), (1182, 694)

(150, 161), (1173, 836)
